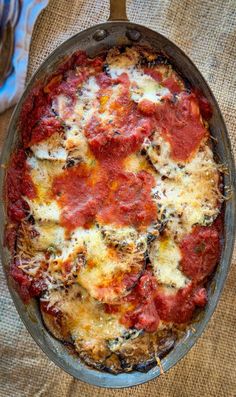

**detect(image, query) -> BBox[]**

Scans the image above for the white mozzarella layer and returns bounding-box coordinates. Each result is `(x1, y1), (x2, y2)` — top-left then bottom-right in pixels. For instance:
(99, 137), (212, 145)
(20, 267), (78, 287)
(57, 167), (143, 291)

(130, 72), (170, 104)
(150, 141), (220, 237)
(27, 200), (61, 223)
(150, 237), (189, 289)
(45, 284), (125, 345)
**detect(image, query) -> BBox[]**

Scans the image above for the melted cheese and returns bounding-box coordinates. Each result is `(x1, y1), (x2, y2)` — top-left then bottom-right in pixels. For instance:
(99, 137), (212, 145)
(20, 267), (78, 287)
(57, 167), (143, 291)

(31, 133), (67, 161)
(102, 225), (147, 253)
(143, 134), (181, 178)
(130, 72), (169, 104)
(54, 77), (100, 124)
(97, 83), (123, 124)
(51, 77), (99, 164)
(27, 156), (63, 200)
(76, 229), (145, 302)
(45, 284), (125, 346)
(64, 126), (88, 156)
(151, 144), (220, 237)
(123, 152), (155, 175)
(26, 156), (64, 223)
(53, 94), (71, 120)
(106, 47), (140, 73)
(33, 226), (145, 302)
(107, 47), (170, 105)
(32, 224), (66, 251)
(150, 237), (189, 289)
(72, 77), (100, 126)
(26, 200), (61, 223)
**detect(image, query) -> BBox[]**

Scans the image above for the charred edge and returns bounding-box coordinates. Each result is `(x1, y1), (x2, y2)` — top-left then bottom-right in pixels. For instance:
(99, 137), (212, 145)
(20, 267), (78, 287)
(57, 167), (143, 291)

(125, 262), (147, 292)
(79, 351), (119, 374)
(51, 107), (59, 117)
(134, 357), (157, 372)
(27, 214), (35, 225)
(63, 156), (83, 169)
(147, 233), (157, 244)
(139, 53), (170, 68)
(14, 224), (20, 253)
(40, 303), (73, 343)
(182, 77), (192, 93)
(103, 63), (111, 77)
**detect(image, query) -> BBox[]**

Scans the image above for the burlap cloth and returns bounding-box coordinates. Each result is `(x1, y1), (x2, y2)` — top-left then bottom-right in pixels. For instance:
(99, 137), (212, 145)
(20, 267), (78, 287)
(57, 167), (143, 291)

(0, 0), (236, 395)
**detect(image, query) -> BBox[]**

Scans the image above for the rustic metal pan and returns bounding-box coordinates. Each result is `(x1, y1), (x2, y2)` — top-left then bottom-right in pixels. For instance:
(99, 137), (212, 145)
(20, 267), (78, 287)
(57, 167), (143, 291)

(0, 0), (235, 388)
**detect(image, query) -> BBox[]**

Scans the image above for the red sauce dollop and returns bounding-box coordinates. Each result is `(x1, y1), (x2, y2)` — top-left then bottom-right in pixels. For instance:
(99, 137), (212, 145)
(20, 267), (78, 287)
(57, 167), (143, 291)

(143, 68), (162, 83)
(10, 260), (46, 303)
(52, 163), (157, 231)
(85, 114), (152, 160)
(194, 89), (213, 120)
(137, 99), (157, 116)
(180, 225), (221, 282)
(120, 271), (208, 331)
(6, 149), (36, 222)
(98, 170), (156, 228)
(86, 72), (153, 160)
(154, 284), (207, 324)
(120, 272), (160, 332)
(52, 164), (107, 231)
(162, 76), (182, 94)
(155, 93), (207, 161)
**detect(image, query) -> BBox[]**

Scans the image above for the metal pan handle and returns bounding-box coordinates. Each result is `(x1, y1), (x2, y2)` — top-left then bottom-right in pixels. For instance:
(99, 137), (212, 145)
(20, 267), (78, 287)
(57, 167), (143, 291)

(108, 0), (128, 21)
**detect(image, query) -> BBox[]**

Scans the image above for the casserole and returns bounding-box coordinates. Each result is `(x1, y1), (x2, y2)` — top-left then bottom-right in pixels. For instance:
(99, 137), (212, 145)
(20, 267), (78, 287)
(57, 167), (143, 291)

(0, 0), (235, 388)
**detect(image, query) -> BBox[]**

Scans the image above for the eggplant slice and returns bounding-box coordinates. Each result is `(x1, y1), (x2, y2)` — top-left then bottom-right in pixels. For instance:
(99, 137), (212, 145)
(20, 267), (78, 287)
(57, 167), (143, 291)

(40, 285), (177, 373)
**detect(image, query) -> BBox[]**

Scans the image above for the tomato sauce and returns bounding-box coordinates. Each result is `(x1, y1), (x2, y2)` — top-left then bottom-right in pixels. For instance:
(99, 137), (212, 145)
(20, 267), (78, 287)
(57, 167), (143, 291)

(143, 66), (209, 161)
(10, 260), (46, 303)
(85, 114), (153, 160)
(98, 170), (156, 228)
(52, 162), (157, 231)
(86, 72), (153, 160)
(52, 164), (108, 231)
(143, 68), (162, 83)
(143, 68), (182, 94)
(120, 272), (160, 332)
(48, 70), (89, 101)
(137, 99), (157, 116)
(4, 224), (17, 252)
(6, 149), (36, 222)
(19, 51), (94, 147)
(20, 85), (63, 147)
(120, 271), (208, 331)
(154, 284), (207, 324)
(155, 93), (207, 161)
(193, 88), (213, 120)
(162, 76), (182, 94)
(180, 225), (221, 282)
(96, 72), (113, 88)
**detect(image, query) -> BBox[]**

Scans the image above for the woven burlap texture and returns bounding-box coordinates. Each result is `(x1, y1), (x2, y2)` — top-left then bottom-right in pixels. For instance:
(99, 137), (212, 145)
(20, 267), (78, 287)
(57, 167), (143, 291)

(0, 0), (235, 396)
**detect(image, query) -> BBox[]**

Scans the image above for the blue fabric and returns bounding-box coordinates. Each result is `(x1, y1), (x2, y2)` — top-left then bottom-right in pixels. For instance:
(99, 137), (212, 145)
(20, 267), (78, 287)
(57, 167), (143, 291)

(0, 0), (49, 113)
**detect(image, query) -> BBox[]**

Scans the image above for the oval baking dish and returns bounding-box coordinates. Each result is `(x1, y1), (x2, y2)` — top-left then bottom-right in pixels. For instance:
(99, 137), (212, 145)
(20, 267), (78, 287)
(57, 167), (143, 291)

(0, 0), (235, 388)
